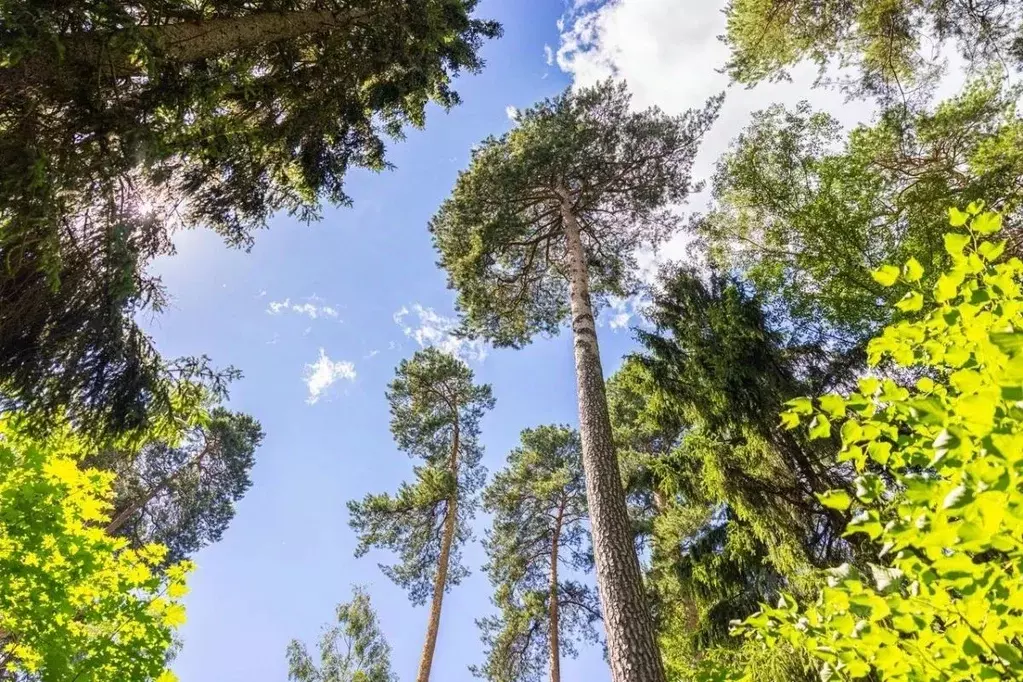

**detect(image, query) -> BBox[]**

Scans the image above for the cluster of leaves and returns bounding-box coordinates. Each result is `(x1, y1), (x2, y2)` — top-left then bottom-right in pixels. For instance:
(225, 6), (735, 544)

(698, 77), (1023, 345)
(286, 586), (396, 682)
(709, 205), (1023, 680)
(0, 415), (190, 681)
(724, 0), (1023, 98)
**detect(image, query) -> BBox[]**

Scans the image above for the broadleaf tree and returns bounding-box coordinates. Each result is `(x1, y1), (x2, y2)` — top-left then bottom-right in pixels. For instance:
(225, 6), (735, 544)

(0, 0), (501, 437)
(431, 79), (721, 682)
(286, 586), (396, 682)
(348, 348), (494, 682)
(474, 425), (600, 682)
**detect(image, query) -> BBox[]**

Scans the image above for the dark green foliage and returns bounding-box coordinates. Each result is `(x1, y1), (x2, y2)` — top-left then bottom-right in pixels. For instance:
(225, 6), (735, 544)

(474, 425), (600, 682)
(286, 586), (397, 682)
(697, 78), (1023, 343)
(347, 348), (494, 605)
(724, 0), (1023, 98)
(0, 0), (500, 435)
(100, 408), (264, 565)
(431, 79), (722, 347)
(608, 268), (853, 675)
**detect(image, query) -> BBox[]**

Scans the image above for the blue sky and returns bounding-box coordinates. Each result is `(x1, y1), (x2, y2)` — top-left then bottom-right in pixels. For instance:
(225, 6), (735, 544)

(148, 0), (905, 679)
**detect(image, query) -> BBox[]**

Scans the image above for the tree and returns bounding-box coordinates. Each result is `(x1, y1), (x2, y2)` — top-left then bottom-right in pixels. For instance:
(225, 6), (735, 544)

(474, 425), (600, 682)
(711, 206), (1023, 681)
(697, 78), (1023, 344)
(95, 408), (264, 565)
(0, 0), (501, 436)
(286, 586), (396, 682)
(0, 413), (191, 682)
(724, 0), (1023, 99)
(431, 79), (721, 682)
(607, 268), (855, 681)
(348, 348), (494, 682)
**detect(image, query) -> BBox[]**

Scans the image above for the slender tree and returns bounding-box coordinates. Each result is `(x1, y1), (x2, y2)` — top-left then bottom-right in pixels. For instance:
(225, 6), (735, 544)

(286, 586), (396, 682)
(348, 348), (494, 682)
(95, 408), (264, 564)
(431, 79), (721, 682)
(0, 0), (500, 436)
(474, 425), (600, 682)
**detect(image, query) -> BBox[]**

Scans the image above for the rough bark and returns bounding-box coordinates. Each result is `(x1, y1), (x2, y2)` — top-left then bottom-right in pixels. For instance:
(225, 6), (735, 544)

(4, 8), (373, 88)
(549, 499), (565, 682)
(559, 192), (667, 682)
(416, 409), (460, 682)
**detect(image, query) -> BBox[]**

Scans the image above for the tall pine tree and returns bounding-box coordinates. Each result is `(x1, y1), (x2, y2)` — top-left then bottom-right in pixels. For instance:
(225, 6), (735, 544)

(431, 80), (721, 682)
(348, 348), (493, 682)
(475, 425), (600, 682)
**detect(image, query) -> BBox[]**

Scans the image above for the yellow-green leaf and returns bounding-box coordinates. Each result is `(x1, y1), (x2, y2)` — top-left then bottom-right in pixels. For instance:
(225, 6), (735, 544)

(902, 257), (924, 282)
(948, 207), (969, 227)
(871, 265), (900, 287)
(895, 291), (924, 312)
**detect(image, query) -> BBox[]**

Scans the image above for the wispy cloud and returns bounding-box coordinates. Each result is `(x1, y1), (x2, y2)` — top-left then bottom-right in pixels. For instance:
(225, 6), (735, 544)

(544, 43), (554, 66)
(267, 298), (340, 320)
(394, 304), (487, 362)
(303, 349), (356, 405)
(505, 105), (519, 121)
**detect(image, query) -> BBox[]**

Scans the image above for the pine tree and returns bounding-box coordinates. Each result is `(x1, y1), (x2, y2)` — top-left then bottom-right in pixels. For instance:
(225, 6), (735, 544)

(96, 408), (264, 564)
(286, 586), (396, 682)
(431, 79), (721, 682)
(0, 0), (500, 436)
(348, 348), (494, 682)
(474, 425), (600, 682)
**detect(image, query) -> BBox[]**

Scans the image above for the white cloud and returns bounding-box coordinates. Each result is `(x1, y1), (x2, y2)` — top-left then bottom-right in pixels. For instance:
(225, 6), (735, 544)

(505, 105), (519, 121)
(267, 298), (340, 320)
(394, 304), (487, 362)
(543, 43), (554, 66)
(364, 349), (380, 359)
(303, 349), (356, 404)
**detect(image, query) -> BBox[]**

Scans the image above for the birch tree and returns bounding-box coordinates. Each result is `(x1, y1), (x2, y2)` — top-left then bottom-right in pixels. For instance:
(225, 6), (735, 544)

(286, 586), (396, 682)
(474, 425), (599, 682)
(348, 348), (493, 682)
(430, 80), (721, 682)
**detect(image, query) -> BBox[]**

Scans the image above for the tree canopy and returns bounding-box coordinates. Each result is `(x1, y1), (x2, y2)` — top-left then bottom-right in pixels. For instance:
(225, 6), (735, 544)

(724, 0), (1023, 98)
(475, 425), (600, 682)
(287, 586), (397, 682)
(431, 79), (722, 347)
(0, 0), (501, 437)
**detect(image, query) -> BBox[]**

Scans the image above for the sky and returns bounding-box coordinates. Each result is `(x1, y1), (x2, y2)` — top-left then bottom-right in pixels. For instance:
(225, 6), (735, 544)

(148, 1), (944, 680)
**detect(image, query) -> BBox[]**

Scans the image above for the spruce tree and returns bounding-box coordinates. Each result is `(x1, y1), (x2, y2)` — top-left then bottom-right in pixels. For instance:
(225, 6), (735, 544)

(0, 0), (500, 435)
(431, 80), (721, 682)
(474, 425), (599, 682)
(348, 348), (494, 682)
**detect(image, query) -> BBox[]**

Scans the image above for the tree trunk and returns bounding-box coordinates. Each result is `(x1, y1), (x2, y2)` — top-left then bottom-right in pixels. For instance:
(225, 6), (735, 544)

(549, 499), (565, 682)
(416, 411), (460, 682)
(5, 7), (374, 87)
(559, 193), (667, 682)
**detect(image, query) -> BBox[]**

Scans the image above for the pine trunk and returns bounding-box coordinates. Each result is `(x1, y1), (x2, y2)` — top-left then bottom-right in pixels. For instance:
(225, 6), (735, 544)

(559, 194), (667, 682)
(549, 500), (565, 682)
(416, 413), (460, 682)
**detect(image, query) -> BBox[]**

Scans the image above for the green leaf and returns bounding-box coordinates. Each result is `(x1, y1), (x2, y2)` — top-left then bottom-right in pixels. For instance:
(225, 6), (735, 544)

(934, 273), (959, 302)
(972, 211), (1002, 234)
(944, 232), (970, 258)
(895, 291), (924, 312)
(818, 490), (852, 511)
(871, 265), (900, 287)
(779, 410), (801, 430)
(967, 200), (985, 216)
(818, 394), (846, 418)
(808, 415), (831, 440)
(785, 397), (814, 414)
(902, 257), (924, 282)
(977, 240), (1006, 261)
(948, 207), (969, 227)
